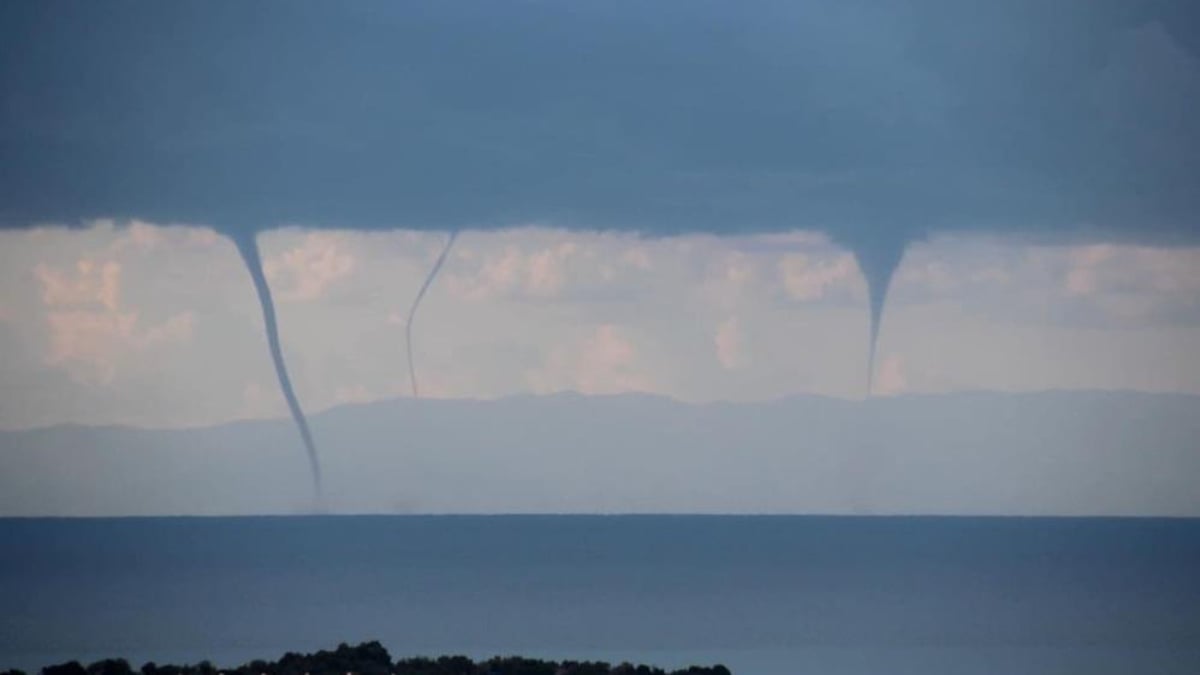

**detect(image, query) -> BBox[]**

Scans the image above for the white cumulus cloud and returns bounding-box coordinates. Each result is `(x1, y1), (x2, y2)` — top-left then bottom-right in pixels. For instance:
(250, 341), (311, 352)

(265, 232), (355, 302)
(527, 324), (653, 395)
(778, 252), (859, 301)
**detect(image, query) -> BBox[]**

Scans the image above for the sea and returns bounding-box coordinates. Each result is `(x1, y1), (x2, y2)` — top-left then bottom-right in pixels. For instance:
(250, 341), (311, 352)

(2, 516), (1199, 675)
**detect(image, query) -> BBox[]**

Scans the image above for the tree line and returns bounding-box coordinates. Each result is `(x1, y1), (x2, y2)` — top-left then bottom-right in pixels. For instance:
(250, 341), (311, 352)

(3, 641), (732, 675)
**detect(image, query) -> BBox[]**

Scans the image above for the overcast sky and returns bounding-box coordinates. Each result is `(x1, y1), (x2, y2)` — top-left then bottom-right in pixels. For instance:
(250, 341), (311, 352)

(1, 221), (1197, 430)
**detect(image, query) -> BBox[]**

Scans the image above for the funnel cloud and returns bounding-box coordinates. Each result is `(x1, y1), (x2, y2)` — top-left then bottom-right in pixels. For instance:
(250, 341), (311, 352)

(842, 236), (908, 395)
(405, 231), (459, 398)
(234, 233), (322, 498)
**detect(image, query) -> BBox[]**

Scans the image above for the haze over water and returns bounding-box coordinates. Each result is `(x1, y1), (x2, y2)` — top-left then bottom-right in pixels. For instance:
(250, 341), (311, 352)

(3, 515), (1198, 675)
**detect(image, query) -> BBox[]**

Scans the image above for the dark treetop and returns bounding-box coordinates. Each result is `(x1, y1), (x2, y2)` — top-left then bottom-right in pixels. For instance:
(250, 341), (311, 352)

(25, 642), (731, 675)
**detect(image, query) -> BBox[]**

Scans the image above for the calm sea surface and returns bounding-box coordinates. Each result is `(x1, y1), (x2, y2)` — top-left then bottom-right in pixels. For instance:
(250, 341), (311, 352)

(2, 516), (1199, 675)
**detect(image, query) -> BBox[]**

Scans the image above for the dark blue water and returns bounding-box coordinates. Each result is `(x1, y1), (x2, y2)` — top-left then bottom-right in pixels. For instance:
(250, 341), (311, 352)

(3, 516), (1199, 674)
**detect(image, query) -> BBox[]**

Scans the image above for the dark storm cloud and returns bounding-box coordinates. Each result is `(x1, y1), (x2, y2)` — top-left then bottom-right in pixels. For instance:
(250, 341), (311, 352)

(2, 0), (1197, 244)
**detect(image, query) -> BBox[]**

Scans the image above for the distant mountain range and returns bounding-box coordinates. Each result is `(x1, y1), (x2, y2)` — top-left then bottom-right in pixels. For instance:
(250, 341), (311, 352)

(2, 390), (1197, 517)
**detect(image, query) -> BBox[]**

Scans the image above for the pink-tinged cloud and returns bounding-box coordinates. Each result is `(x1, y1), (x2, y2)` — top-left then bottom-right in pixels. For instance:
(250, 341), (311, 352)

(264, 233), (355, 302)
(874, 354), (908, 397)
(124, 221), (165, 252)
(35, 253), (195, 383)
(241, 380), (286, 419)
(449, 241), (581, 301)
(898, 261), (957, 294)
(43, 310), (194, 384)
(528, 324), (651, 395)
(1064, 245), (1120, 296)
(620, 246), (653, 271)
(333, 384), (373, 405)
(1065, 244), (1200, 297)
(525, 243), (578, 297)
(714, 316), (747, 371)
(35, 260), (122, 310)
(44, 310), (138, 383)
(778, 253), (859, 302)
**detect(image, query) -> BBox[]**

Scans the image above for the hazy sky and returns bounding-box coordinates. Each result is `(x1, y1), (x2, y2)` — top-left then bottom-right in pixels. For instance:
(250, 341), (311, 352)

(2, 222), (1198, 430)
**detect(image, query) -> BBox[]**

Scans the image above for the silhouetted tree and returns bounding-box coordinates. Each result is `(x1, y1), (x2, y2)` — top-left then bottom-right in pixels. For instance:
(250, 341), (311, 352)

(86, 659), (133, 675)
(42, 662), (86, 675)
(40, 642), (731, 675)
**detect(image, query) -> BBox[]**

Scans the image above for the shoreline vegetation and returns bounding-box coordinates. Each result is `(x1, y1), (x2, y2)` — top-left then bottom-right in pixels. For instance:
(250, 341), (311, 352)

(3, 642), (732, 675)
